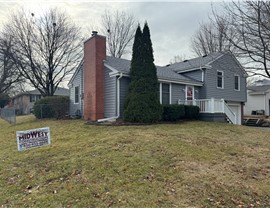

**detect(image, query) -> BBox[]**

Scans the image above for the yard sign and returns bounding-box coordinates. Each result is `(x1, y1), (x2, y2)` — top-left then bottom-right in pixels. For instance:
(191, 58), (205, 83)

(16, 127), (50, 151)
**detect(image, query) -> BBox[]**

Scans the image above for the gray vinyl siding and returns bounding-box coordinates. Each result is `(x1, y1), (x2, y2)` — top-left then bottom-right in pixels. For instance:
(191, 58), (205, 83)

(171, 83), (186, 104)
(69, 66), (83, 116)
(181, 70), (202, 82)
(104, 67), (117, 118)
(119, 77), (131, 117)
(203, 54), (247, 102)
(194, 86), (200, 99)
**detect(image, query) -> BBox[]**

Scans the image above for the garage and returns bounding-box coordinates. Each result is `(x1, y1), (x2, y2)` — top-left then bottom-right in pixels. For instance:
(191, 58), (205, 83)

(227, 102), (242, 125)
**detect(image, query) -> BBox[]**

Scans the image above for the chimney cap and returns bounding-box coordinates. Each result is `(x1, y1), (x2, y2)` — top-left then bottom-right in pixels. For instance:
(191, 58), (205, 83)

(92, 31), (98, 36)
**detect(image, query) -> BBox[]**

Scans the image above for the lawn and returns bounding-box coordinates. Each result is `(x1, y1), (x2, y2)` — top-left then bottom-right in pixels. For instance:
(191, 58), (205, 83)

(0, 115), (270, 207)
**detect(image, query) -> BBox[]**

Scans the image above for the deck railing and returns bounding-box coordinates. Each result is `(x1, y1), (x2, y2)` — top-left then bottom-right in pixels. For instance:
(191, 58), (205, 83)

(178, 98), (236, 124)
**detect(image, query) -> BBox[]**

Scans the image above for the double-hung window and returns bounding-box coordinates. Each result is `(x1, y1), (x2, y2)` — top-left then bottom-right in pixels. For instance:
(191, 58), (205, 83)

(30, 95), (41, 103)
(162, 83), (170, 105)
(217, 71), (224, 89)
(159, 83), (170, 104)
(234, 75), (240, 91)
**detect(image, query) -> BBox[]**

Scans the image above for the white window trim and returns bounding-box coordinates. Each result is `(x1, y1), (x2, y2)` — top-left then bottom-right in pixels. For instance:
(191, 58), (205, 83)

(74, 86), (79, 104)
(234, 74), (240, 91)
(159, 82), (171, 104)
(185, 85), (194, 100)
(217, 70), (224, 89)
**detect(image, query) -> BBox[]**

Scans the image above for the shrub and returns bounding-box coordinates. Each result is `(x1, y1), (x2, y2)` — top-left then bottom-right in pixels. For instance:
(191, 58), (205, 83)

(162, 104), (185, 121)
(184, 105), (200, 119)
(33, 96), (69, 119)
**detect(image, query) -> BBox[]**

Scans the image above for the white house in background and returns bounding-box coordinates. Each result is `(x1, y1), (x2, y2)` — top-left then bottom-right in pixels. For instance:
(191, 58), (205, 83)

(11, 87), (69, 115)
(244, 79), (270, 116)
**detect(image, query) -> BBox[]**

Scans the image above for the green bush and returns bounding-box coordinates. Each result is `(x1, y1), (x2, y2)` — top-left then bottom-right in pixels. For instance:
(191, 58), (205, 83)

(33, 96), (69, 119)
(184, 105), (200, 119)
(162, 104), (185, 121)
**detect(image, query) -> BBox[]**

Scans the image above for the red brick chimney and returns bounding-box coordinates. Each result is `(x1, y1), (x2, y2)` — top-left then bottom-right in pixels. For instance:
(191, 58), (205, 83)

(83, 31), (106, 121)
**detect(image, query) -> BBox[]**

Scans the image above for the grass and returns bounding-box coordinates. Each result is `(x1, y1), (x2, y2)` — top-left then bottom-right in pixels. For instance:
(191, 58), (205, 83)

(0, 115), (270, 207)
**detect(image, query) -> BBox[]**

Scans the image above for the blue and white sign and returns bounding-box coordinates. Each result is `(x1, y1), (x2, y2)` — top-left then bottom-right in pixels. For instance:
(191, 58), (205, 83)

(16, 127), (51, 151)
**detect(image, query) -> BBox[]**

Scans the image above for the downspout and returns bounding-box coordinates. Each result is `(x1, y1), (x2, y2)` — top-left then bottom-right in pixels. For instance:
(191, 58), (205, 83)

(117, 72), (123, 117)
(97, 72), (123, 123)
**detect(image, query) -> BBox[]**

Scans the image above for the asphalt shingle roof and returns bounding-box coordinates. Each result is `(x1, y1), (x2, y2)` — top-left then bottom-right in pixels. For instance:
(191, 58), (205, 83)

(105, 56), (202, 85)
(13, 87), (69, 98)
(166, 52), (223, 72)
(247, 85), (270, 92)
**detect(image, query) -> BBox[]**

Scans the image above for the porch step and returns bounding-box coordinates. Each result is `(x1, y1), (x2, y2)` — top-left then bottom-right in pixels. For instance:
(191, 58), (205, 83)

(245, 118), (261, 126)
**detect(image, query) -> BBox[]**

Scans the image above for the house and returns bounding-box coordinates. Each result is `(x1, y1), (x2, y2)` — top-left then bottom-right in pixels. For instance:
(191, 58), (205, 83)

(244, 79), (270, 116)
(68, 32), (247, 124)
(11, 87), (69, 115)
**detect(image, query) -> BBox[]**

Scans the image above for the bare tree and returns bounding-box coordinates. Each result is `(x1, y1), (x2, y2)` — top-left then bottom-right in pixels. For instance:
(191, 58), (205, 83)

(0, 33), (23, 95)
(191, 19), (236, 56)
(213, 1), (270, 78)
(4, 8), (82, 96)
(101, 10), (137, 58)
(169, 54), (186, 64)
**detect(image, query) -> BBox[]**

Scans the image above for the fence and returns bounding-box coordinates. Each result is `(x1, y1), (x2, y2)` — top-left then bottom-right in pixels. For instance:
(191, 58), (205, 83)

(33, 103), (69, 119)
(0, 108), (16, 124)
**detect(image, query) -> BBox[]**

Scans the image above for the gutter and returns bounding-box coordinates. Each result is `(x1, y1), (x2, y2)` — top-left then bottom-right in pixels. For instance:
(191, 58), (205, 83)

(97, 72), (123, 123)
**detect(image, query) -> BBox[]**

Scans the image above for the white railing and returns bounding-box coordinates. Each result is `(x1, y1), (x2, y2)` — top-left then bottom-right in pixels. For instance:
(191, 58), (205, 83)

(224, 102), (236, 124)
(178, 98), (236, 124)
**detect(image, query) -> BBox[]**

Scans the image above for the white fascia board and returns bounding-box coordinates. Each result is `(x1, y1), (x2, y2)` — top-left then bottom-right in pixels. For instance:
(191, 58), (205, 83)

(104, 63), (119, 74)
(158, 78), (203, 86)
(177, 68), (202, 73)
(109, 71), (129, 77)
(68, 59), (84, 86)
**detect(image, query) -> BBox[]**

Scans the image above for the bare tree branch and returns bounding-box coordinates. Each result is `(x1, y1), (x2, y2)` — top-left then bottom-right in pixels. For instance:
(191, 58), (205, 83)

(0, 32), (23, 95)
(101, 10), (137, 58)
(212, 1), (270, 78)
(4, 8), (82, 96)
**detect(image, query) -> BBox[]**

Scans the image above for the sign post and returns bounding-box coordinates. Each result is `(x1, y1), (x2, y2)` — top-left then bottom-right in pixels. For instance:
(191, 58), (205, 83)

(16, 127), (51, 151)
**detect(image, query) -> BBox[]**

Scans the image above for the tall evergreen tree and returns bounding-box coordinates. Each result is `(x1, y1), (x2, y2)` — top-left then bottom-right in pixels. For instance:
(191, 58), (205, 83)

(124, 23), (162, 123)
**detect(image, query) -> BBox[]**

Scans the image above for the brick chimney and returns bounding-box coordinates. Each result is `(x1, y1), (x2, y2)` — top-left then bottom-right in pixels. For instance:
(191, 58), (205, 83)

(83, 31), (106, 121)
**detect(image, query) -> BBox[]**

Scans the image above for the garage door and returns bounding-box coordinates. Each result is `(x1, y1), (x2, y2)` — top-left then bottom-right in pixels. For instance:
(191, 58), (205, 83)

(228, 104), (241, 125)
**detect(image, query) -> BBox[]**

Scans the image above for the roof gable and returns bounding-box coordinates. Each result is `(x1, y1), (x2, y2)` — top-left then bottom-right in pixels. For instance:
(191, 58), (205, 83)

(165, 52), (223, 72)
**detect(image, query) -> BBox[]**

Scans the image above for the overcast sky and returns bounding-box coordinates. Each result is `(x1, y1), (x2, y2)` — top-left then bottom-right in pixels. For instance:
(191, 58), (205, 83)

(0, 1), (223, 66)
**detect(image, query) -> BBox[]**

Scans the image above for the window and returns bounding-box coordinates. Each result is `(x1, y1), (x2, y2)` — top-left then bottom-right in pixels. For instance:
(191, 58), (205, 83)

(162, 83), (170, 105)
(186, 86), (194, 100)
(75, 86), (79, 104)
(234, 75), (240, 91)
(159, 83), (170, 104)
(30, 95), (35, 103)
(217, 71), (224, 88)
(30, 95), (41, 103)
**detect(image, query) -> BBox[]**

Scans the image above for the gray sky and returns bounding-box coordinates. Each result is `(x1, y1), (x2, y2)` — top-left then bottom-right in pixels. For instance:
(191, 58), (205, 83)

(0, 1), (220, 66)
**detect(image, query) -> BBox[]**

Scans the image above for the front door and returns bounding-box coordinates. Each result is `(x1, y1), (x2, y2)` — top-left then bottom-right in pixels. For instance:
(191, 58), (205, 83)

(186, 86), (194, 100)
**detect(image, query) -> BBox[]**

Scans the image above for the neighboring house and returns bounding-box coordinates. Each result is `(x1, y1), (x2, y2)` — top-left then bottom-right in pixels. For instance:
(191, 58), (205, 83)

(244, 79), (270, 116)
(68, 32), (247, 124)
(11, 87), (69, 115)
